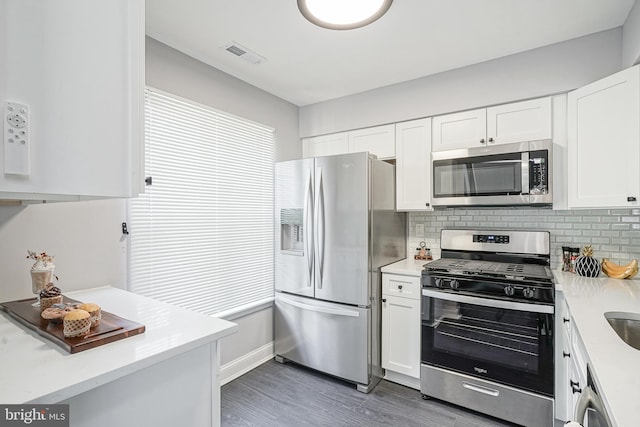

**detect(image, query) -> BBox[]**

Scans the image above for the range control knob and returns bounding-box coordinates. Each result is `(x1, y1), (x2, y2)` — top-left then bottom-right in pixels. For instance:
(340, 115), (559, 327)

(523, 287), (535, 299)
(504, 285), (515, 296)
(449, 279), (460, 290)
(434, 278), (443, 288)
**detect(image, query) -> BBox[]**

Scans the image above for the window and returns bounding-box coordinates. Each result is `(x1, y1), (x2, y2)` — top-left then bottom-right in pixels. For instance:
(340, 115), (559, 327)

(128, 88), (274, 316)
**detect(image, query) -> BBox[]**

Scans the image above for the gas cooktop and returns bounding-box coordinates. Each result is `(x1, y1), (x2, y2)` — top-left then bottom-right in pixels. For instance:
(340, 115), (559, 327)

(425, 258), (554, 283)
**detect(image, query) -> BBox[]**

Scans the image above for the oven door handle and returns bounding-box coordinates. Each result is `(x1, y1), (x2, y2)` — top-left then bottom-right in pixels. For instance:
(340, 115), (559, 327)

(421, 289), (554, 314)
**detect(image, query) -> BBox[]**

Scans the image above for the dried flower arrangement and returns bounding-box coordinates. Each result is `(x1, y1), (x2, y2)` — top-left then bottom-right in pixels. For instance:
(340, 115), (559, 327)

(26, 250), (55, 269)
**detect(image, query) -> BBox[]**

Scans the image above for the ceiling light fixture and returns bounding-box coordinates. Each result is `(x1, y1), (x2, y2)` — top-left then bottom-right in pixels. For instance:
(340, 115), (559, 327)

(298, 0), (393, 30)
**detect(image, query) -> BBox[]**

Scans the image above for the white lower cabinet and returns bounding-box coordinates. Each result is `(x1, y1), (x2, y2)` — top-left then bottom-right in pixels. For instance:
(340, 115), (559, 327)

(555, 291), (589, 425)
(381, 273), (421, 389)
(555, 292), (573, 423)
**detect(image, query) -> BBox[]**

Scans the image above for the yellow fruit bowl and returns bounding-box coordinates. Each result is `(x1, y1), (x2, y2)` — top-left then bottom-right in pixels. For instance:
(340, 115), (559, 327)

(602, 259), (638, 279)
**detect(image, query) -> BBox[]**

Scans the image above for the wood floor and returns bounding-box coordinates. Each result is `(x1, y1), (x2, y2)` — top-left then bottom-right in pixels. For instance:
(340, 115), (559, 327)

(221, 360), (516, 426)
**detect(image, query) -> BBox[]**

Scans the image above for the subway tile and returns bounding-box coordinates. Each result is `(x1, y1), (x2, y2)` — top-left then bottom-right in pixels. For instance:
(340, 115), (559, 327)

(611, 209), (632, 215)
(611, 224), (631, 231)
(555, 223), (574, 229)
(601, 231), (621, 237)
(611, 237), (631, 245)
(602, 216), (621, 223)
(622, 216), (640, 223)
(572, 224), (592, 230)
(581, 216), (602, 223)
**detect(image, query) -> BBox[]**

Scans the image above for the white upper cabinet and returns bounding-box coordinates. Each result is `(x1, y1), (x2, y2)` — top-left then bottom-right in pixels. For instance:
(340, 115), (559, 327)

(302, 132), (349, 158)
(395, 118), (432, 211)
(432, 97), (552, 151)
(487, 97), (552, 145)
(567, 65), (640, 209)
(348, 124), (395, 159)
(432, 108), (487, 151)
(303, 124), (395, 159)
(0, 0), (144, 202)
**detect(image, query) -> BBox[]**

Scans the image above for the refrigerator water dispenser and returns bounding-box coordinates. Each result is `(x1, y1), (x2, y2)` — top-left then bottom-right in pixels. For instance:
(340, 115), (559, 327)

(280, 209), (304, 255)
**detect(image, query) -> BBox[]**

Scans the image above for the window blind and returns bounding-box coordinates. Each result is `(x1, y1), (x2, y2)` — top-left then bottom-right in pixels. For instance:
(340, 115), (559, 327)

(128, 88), (274, 316)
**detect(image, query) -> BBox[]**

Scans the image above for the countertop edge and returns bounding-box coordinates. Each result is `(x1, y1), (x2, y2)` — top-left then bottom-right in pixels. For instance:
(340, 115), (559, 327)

(1, 286), (238, 404)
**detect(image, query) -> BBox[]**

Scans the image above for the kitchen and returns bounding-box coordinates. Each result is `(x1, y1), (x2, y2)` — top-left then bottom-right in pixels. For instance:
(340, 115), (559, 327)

(2, 1), (640, 426)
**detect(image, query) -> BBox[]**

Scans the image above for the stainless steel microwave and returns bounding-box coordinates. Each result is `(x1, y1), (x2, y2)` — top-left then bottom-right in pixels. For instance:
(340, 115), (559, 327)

(432, 140), (552, 207)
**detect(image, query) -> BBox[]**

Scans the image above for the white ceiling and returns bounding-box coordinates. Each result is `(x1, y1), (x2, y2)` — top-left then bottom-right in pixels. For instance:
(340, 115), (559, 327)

(146, 0), (635, 107)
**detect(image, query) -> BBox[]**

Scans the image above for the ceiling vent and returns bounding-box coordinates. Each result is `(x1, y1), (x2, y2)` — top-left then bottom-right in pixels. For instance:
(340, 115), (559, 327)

(222, 41), (266, 65)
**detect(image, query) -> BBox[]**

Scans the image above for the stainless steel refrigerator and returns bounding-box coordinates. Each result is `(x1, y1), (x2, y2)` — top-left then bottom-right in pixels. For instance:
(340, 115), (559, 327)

(274, 152), (406, 393)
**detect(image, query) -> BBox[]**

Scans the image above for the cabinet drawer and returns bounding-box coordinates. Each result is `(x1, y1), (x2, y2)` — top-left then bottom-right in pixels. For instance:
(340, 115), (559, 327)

(382, 274), (420, 299)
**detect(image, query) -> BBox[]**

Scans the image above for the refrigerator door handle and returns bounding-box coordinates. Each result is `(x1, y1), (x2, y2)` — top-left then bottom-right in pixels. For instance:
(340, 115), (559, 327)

(277, 295), (360, 317)
(304, 169), (314, 287)
(315, 168), (326, 289)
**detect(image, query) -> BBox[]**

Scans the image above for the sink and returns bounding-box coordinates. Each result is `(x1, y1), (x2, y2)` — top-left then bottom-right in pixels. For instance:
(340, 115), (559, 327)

(605, 311), (640, 351)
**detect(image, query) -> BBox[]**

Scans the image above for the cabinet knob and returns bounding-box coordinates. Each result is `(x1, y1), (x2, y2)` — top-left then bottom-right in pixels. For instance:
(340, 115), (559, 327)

(563, 317), (570, 323)
(628, 196), (637, 202)
(480, 138), (486, 144)
(398, 285), (403, 290)
(488, 137), (494, 143)
(563, 351), (571, 358)
(425, 203), (430, 207)
(570, 380), (582, 394)
(382, 298), (387, 303)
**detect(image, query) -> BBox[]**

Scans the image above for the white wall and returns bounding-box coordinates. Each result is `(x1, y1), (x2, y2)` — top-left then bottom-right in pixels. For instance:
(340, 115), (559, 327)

(623, 0), (640, 67)
(146, 37), (301, 162)
(299, 28), (623, 137)
(145, 37), (300, 366)
(0, 200), (127, 302)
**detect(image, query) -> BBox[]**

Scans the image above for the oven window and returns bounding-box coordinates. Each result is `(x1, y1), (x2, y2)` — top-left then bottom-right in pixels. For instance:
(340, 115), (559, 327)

(421, 295), (554, 395)
(433, 153), (522, 197)
(432, 300), (539, 373)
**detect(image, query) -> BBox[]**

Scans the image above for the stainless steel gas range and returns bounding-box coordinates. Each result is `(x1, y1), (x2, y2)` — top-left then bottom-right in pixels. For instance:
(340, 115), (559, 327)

(420, 229), (554, 427)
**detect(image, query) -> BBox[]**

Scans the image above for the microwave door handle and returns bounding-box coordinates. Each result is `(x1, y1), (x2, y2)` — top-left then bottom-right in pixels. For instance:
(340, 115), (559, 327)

(521, 152), (530, 195)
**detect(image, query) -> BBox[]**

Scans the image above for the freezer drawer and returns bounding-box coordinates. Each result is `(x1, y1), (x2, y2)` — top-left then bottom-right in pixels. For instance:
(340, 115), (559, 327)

(275, 293), (370, 385)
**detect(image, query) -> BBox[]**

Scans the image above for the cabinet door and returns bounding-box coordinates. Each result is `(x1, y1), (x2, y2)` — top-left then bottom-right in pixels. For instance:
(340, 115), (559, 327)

(568, 65), (640, 208)
(395, 119), (432, 211)
(302, 132), (349, 158)
(381, 294), (420, 378)
(0, 0), (144, 200)
(432, 108), (487, 151)
(555, 292), (572, 423)
(486, 97), (552, 145)
(348, 124), (395, 159)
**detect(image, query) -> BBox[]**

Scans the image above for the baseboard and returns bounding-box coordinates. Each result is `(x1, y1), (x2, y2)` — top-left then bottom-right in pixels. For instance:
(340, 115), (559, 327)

(220, 341), (274, 385)
(383, 369), (420, 390)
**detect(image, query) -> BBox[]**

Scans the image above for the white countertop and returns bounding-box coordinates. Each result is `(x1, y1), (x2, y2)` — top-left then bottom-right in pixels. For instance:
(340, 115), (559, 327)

(0, 286), (238, 404)
(381, 258), (432, 276)
(554, 271), (640, 427)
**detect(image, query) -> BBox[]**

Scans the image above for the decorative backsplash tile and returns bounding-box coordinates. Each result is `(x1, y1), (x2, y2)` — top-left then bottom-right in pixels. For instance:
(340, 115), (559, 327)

(408, 208), (640, 270)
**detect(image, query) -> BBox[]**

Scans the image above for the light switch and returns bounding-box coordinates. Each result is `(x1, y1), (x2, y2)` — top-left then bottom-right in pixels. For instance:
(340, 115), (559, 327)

(4, 101), (30, 175)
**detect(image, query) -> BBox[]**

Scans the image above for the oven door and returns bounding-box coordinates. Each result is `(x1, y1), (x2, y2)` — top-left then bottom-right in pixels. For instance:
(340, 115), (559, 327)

(421, 288), (554, 396)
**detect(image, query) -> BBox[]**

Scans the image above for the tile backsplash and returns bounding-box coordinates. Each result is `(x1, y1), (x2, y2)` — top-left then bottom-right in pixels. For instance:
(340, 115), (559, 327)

(408, 208), (640, 270)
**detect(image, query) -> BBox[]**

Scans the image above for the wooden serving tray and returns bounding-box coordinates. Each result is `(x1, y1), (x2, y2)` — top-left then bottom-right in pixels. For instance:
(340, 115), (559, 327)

(0, 296), (145, 354)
